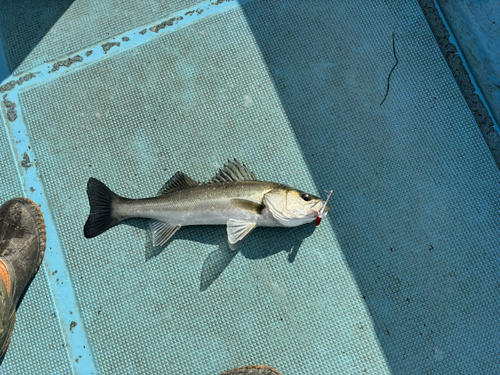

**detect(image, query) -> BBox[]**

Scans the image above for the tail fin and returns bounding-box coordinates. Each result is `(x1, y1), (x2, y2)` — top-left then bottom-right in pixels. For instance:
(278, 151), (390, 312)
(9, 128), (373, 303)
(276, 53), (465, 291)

(84, 178), (121, 238)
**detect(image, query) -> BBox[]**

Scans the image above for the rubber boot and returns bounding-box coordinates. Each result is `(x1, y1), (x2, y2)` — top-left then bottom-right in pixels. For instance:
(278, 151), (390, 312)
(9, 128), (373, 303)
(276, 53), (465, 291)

(0, 198), (46, 358)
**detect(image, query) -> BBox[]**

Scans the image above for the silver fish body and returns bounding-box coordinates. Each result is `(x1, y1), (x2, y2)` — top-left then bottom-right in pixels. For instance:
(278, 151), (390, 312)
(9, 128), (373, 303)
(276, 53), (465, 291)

(115, 181), (282, 226)
(84, 160), (330, 249)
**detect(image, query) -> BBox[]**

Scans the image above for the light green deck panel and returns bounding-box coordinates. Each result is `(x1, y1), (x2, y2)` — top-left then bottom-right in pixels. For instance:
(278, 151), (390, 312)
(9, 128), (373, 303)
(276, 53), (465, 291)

(0, 0), (498, 373)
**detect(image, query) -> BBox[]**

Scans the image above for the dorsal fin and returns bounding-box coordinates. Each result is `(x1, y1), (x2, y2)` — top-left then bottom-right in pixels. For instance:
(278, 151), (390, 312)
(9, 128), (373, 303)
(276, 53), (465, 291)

(158, 171), (198, 195)
(210, 159), (257, 183)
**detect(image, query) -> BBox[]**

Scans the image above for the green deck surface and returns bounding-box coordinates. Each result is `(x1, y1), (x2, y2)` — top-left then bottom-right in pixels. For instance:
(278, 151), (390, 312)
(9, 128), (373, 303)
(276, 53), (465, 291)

(0, 0), (499, 374)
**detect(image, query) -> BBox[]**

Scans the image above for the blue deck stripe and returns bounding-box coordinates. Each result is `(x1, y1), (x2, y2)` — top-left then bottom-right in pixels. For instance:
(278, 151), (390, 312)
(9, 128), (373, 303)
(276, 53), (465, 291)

(0, 0), (251, 95)
(433, 0), (500, 135)
(2, 92), (98, 375)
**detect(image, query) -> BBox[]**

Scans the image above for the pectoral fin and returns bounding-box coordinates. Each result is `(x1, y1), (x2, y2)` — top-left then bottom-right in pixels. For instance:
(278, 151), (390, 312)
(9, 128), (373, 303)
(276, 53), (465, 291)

(149, 220), (181, 246)
(226, 219), (257, 251)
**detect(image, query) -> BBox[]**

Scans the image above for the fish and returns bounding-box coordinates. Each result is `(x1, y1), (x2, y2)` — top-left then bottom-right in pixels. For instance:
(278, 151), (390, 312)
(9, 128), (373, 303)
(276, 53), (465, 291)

(84, 159), (330, 250)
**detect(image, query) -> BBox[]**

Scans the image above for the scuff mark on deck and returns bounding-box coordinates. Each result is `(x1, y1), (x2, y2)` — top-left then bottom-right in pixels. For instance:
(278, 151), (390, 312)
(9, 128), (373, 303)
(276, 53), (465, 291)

(102, 42), (121, 54)
(2, 94), (17, 121)
(49, 55), (84, 73)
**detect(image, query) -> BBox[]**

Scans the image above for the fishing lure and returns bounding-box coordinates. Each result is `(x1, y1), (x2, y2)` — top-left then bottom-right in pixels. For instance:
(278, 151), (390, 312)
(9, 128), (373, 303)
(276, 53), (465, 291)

(315, 190), (333, 227)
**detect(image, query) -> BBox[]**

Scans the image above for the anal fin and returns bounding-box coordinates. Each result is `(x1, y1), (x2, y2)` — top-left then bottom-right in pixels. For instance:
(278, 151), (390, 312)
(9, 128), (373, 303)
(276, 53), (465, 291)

(149, 220), (181, 246)
(226, 219), (257, 251)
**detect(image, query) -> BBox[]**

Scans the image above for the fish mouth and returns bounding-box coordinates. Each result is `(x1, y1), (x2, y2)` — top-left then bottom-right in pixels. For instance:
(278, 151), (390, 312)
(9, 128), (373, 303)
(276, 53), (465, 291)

(313, 201), (330, 217)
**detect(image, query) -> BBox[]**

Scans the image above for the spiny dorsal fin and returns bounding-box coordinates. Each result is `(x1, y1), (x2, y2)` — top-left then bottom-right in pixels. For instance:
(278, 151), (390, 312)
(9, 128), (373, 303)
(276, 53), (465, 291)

(158, 171), (198, 196)
(210, 159), (257, 183)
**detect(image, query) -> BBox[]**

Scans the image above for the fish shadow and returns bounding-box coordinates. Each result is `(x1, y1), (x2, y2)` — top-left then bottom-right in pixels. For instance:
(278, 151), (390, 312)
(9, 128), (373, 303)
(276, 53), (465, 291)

(122, 219), (316, 291)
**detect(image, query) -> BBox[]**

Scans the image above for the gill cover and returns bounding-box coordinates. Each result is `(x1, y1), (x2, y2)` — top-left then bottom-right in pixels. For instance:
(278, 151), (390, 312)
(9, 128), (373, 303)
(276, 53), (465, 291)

(263, 188), (320, 227)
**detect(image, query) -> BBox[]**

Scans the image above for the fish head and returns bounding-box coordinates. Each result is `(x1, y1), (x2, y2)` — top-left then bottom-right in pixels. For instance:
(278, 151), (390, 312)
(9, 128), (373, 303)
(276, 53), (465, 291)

(264, 187), (331, 227)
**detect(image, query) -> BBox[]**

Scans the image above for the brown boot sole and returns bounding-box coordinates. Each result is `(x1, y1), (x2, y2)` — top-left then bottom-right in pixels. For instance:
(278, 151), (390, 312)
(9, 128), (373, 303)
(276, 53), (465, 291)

(0, 198), (46, 359)
(12, 198), (47, 276)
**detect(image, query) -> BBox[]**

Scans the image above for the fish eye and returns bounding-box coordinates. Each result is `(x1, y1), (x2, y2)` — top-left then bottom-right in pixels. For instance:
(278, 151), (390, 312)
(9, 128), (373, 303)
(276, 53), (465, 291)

(301, 193), (311, 201)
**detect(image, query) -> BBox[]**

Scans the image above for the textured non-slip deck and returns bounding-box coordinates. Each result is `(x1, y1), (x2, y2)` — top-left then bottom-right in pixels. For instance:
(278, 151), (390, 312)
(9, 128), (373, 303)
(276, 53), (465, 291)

(0, 0), (499, 374)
